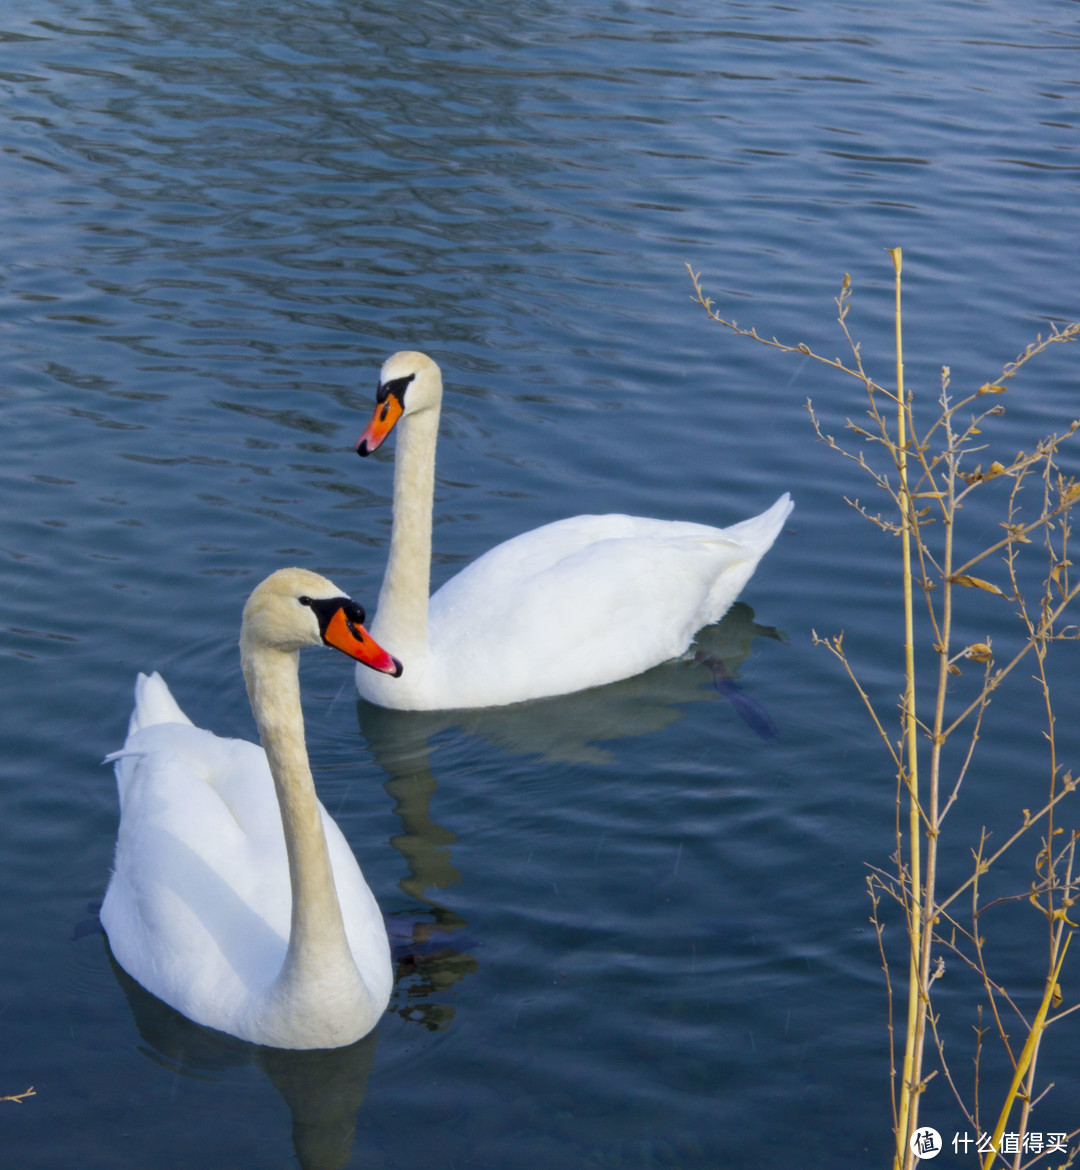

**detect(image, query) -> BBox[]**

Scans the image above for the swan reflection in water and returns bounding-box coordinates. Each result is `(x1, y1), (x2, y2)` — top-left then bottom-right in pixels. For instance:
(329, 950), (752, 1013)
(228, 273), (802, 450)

(359, 601), (786, 768)
(358, 599), (784, 1026)
(102, 603), (781, 1169)
(107, 946), (378, 1170)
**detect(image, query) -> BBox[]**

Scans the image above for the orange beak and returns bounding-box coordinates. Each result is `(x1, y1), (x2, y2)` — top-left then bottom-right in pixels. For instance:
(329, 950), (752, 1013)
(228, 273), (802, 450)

(323, 606), (403, 676)
(356, 393), (404, 456)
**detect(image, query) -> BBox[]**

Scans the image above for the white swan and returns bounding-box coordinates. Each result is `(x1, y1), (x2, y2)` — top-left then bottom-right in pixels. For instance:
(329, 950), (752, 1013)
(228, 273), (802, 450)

(353, 351), (792, 710)
(101, 568), (404, 1050)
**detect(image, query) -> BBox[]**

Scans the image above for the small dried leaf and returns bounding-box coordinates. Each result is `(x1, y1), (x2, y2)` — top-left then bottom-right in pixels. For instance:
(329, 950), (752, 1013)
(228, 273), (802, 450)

(965, 643), (994, 663)
(947, 664), (962, 676)
(1000, 522), (1033, 544)
(962, 461), (1006, 485)
(949, 574), (1007, 597)
(977, 383), (1008, 395)
(1053, 982), (1064, 1008)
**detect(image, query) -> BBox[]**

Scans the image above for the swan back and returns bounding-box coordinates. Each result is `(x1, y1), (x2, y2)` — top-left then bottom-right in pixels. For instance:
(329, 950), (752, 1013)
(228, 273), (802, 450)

(358, 494), (792, 709)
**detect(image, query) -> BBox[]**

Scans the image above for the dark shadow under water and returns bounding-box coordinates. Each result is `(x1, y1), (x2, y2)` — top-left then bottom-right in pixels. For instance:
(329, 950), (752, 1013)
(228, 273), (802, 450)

(356, 602), (785, 772)
(356, 602), (784, 1023)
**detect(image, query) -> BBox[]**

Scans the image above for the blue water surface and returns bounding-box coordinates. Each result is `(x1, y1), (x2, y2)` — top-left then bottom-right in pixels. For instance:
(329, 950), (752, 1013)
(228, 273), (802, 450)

(2, 1), (1080, 1167)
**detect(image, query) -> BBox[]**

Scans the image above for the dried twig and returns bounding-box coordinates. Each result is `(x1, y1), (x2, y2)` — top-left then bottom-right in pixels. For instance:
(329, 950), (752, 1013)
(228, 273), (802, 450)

(2, 1087), (36, 1104)
(691, 257), (1080, 1170)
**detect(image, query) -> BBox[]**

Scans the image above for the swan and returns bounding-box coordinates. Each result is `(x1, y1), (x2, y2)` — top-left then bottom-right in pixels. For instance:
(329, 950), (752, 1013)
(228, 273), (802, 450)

(100, 568), (404, 1050)
(353, 350), (793, 710)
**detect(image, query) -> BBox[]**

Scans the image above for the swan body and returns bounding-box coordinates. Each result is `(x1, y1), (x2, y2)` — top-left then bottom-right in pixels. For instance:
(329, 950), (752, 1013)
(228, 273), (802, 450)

(101, 569), (403, 1050)
(354, 351), (793, 711)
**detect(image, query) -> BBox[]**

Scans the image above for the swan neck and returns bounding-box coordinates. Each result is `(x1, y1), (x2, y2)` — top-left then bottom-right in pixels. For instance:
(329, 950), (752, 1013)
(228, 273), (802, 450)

(375, 402), (438, 650)
(241, 643), (356, 996)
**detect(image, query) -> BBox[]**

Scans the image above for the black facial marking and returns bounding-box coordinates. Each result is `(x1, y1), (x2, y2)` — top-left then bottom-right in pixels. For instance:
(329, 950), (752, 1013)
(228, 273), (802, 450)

(306, 595), (367, 641)
(338, 597), (368, 639)
(375, 372), (415, 405)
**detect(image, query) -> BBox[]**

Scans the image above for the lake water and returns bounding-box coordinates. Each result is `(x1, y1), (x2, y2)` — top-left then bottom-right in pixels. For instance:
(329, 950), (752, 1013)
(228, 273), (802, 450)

(3, 1), (1080, 1166)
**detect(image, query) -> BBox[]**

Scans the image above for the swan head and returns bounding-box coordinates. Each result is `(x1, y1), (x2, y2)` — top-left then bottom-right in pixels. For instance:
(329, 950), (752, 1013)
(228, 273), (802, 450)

(241, 568), (403, 676)
(356, 350), (442, 456)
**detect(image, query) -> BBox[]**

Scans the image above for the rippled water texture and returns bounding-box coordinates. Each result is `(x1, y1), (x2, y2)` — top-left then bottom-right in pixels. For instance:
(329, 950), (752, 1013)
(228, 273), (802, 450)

(2, 2), (1080, 1167)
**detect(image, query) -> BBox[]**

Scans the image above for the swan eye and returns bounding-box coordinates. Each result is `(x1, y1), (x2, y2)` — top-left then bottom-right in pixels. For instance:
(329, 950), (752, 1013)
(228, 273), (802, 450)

(298, 596), (313, 607)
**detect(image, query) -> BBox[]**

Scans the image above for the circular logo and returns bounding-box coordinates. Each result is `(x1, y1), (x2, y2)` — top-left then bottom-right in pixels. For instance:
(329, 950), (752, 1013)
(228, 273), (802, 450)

(910, 1127), (943, 1160)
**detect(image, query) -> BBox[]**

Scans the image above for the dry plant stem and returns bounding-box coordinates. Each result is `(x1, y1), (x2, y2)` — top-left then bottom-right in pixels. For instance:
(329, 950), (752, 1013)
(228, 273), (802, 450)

(869, 876), (902, 1141)
(982, 937), (1072, 1170)
(940, 585), (1080, 743)
(1026, 458), (1079, 946)
(1020, 1141), (1080, 1170)
(970, 848), (1020, 1061)
(974, 1006), (986, 1137)
(689, 258), (1080, 1170)
(685, 262), (1080, 410)
(889, 249), (926, 1170)
(811, 632), (902, 772)
(938, 667), (990, 823)
(1007, 482), (1069, 1170)
(936, 779), (1079, 918)
(926, 989), (978, 1135)
(1, 1087), (35, 1104)
(1018, 1137), (1080, 1170)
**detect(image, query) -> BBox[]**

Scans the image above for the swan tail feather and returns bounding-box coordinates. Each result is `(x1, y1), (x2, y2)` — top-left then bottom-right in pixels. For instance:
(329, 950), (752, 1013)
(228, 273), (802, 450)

(103, 748), (148, 764)
(722, 492), (793, 548)
(694, 493), (793, 556)
(127, 672), (194, 736)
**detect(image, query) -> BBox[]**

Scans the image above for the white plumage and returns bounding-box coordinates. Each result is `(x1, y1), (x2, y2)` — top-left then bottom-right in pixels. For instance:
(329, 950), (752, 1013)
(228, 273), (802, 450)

(354, 351), (792, 710)
(101, 569), (399, 1049)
